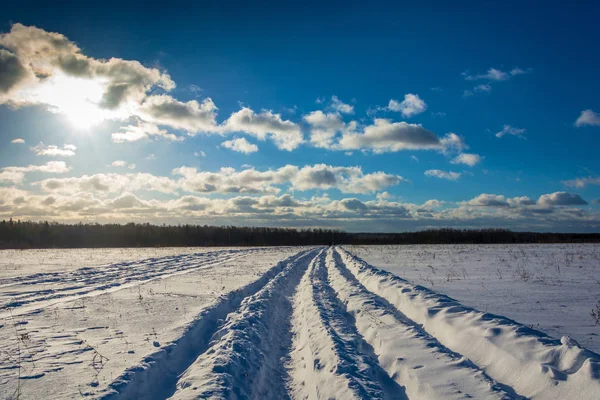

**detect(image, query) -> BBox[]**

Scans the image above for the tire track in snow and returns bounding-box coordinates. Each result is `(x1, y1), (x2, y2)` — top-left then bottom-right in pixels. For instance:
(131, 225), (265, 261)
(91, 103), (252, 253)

(337, 246), (600, 400)
(288, 249), (407, 399)
(327, 247), (519, 400)
(101, 248), (316, 400)
(0, 249), (259, 318)
(167, 248), (319, 400)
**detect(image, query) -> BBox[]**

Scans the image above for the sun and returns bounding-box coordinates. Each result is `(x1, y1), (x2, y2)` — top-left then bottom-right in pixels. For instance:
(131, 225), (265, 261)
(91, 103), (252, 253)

(34, 74), (113, 129)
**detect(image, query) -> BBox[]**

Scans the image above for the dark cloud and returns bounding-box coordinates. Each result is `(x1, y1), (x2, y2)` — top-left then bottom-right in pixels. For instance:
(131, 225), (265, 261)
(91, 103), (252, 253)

(0, 50), (28, 94)
(341, 198), (368, 212)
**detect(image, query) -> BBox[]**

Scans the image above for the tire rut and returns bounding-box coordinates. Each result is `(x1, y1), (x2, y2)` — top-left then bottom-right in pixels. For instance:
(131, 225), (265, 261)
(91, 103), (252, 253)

(328, 247), (521, 400)
(288, 249), (407, 399)
(102, 249), (315, 400)
(168, 248), (319, 400)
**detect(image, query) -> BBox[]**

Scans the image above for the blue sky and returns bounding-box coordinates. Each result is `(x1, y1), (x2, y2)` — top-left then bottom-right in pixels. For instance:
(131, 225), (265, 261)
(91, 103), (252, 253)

(0, 1), (599, 231)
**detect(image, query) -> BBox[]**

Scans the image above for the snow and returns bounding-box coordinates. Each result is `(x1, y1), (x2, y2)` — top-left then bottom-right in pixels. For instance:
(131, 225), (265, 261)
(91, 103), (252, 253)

(0, 247), (218, 280)
(288, 249), (391, 399)
(170, 249), (315, 399)
(2, 244), (600, 399)
(327, 248), (512, 399)
(338, 246), (600, 399)
(0, 246), (303, 399)
(346, 244), (600, 354)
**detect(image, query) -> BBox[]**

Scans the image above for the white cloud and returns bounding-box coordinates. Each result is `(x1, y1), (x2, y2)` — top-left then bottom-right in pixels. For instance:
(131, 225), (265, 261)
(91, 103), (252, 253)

(0, 24), (305, 151)
(194, 151), (206, 158)
(422, 199), (443, 208)
(37, 173), (178, 195)
(451, 153), (482, 167)
(188, 84), (202, 94)
(221, 137), (259, 154)
(137, 100), (303, 150)
(439, 133), (467, 153)
(173, 164), (404, 195)
(0, 161), (71, 184)
(31, 142), (76, 157)
(34, 164), (404, 196)
(5, 161), (70, 174)
(562, 176), (600, 188)
(110, 160), (136, 169)
(338, 119), (441, 153)
(510, 67), (529, 76)
(424, 169), (461, 180)
(0, 170), (25, 183)
(108, 192), (148, 209)
(387, 94), (427, 118)
(305, 113), (468, 155)
(464, 68), (509, 81)
(474, 84), (492, 93)
(464, 193), (588, 210)
(507, 196), (536, 207)
(136, 95), (218, 133)
(575, 109), (600, 127)
(290, 164), (404, 193)
(11, 138), (25, 144)
(330, 96), (354, 114)
(467, 194), (509, 207)
(2, 183), (598, 231)
(495, 124), (526, 139)
(0, 23), (174, 125)
(538, 192), (587, 206)
(464, 84), (493, 98)
(304, 110), (346, 148)
(463, 67), (529, 82)
(112, 122), (184, 143)
(223, 108), (303, 151)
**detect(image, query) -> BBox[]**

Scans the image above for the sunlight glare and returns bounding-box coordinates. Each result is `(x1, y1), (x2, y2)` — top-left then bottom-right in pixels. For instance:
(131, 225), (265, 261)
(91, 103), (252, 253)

(34, 74), (114, 129)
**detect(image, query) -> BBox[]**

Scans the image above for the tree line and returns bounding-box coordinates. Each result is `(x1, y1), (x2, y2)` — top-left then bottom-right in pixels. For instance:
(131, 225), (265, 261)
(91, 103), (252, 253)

(0, 220), (598, 249)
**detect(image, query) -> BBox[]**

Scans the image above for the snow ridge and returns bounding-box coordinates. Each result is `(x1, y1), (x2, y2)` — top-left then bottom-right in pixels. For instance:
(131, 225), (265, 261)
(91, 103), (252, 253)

(288, 249), (401, 399)
(169, 248), (319, 399)
(101, 249), (313, 400)
(327, 248), (515, 399)
(337, 246), (600, 399)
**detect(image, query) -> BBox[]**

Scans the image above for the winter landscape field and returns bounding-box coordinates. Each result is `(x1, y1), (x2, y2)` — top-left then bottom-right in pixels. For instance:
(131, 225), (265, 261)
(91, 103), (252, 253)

(1, 244), (599, 399)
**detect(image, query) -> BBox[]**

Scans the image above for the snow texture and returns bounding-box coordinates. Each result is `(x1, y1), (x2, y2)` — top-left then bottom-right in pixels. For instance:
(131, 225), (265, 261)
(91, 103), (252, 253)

(1, 245), (599, 399)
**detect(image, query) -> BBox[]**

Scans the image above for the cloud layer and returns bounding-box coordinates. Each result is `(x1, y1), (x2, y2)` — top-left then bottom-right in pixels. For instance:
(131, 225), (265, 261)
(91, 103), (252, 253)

(1, 185), (595, 232)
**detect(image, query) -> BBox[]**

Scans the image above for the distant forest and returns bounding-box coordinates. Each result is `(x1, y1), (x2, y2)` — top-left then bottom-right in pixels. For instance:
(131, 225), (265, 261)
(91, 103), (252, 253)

(0, 219), (599, 248)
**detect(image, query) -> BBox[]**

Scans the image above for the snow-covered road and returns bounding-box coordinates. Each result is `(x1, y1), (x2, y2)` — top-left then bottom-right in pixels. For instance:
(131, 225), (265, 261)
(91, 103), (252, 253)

(2, 246), (599, 399)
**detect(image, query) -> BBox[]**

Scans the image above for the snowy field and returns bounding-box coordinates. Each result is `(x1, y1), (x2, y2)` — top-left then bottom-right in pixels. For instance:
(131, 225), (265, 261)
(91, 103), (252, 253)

(348, 244), (600, 354)
(1, 245), (599, 399)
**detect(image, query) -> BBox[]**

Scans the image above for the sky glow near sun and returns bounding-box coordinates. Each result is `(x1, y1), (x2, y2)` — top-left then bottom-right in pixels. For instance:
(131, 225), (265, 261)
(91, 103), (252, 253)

(22, 74), (122, 128)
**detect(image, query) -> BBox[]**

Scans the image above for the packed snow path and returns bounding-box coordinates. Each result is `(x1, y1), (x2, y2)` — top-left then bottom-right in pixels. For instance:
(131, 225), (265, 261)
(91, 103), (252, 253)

(3, 246), (600, 399)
